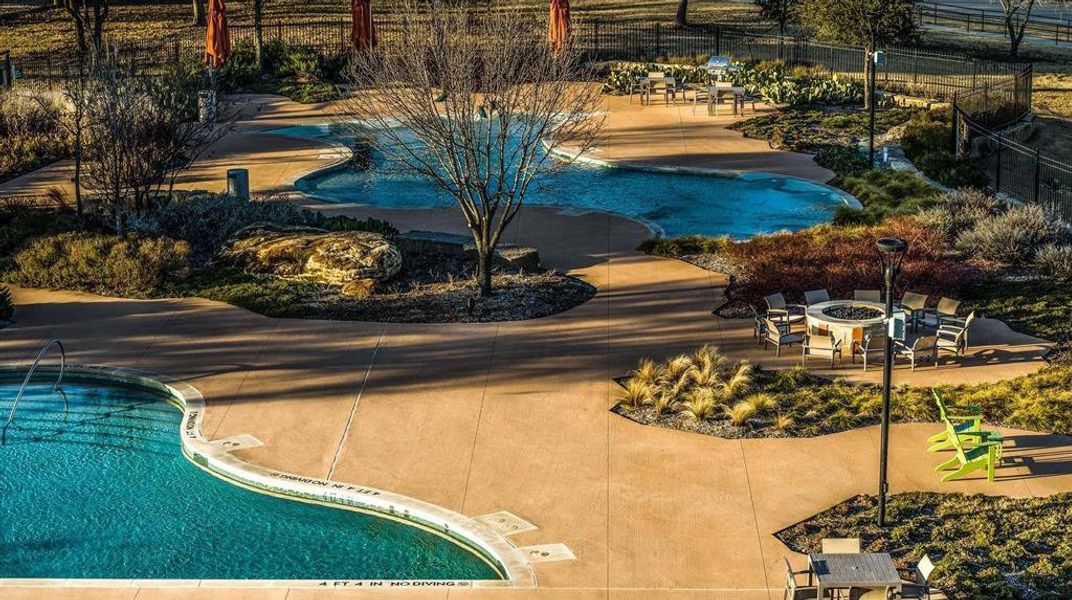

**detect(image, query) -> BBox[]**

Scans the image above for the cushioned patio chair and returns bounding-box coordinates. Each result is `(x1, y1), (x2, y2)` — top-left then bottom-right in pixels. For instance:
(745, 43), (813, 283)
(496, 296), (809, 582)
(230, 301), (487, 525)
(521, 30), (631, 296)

(854, 289), (882, 302)
(919, 297), (962, 329)
(851, 333), (884, 372)
(935, 415), (1000, 482)
(765, 293), (805, 327)
(899, 554), (935, 600)
(783, 557), (818, 600)
(893, 335), (938, 371)
(764, 318), (804, 356)
(898, 292), (929, 332)
(821, 538), (861, 554)
(802, 331), (842, 368)
(936, 311), (975, 358)
(804, 289), (830, 306)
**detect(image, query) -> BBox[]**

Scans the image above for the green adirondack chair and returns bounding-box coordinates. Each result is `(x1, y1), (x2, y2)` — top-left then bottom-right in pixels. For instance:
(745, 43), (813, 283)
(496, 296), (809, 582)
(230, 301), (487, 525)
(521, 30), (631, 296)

(935, 415), (1000, 482)
(927, 390), (998, 453)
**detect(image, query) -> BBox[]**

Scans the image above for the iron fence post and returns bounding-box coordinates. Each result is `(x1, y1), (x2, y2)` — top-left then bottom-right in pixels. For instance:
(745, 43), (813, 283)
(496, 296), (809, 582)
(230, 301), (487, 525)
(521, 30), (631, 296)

(655, 23), (661, 59)
(1034, 147), (1042, 204)
(995, 134), (1003, 193)
(716, 26), (721, 57)
(594, 19), (601, 59)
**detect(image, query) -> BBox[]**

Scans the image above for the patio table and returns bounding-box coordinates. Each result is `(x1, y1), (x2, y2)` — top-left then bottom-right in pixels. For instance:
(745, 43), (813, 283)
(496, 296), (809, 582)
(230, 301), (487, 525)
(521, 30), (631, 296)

(639, 76), (677, 105)
(809, 553), (902, 598)
(706, 85), (745, 116)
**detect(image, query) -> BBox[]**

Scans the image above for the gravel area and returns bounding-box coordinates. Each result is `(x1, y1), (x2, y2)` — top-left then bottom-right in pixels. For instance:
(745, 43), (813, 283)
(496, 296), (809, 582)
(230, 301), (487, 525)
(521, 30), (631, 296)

(611, 403), (792, 440)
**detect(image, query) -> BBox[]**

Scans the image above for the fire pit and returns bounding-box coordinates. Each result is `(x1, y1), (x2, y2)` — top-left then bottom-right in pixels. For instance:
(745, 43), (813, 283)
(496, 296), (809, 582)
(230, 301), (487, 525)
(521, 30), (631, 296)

(805, 300), (886, 348)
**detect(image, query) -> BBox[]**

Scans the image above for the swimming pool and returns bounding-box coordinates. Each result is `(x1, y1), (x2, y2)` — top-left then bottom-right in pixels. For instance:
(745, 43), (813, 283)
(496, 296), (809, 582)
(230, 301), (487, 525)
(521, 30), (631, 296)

(276, 123), (853, 239)
(0, 371), (505, 582)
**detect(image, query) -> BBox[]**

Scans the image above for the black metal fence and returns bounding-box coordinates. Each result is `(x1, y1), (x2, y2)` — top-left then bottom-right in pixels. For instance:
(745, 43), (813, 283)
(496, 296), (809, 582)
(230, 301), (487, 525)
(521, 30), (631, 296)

(953, 66), (1072, 223)
(580, 20), (1027, 101)
(916, 1), (1072, 47)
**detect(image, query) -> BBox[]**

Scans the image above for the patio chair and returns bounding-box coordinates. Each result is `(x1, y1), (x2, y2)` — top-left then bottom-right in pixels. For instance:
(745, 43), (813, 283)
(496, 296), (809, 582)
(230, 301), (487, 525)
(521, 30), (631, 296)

(690, 84), (712, 114)
(709, 81), (737, 116)
(783, 557), (818, 600)
(641, 72), (672, 105)
(736, 91), (759, 115)
(802, 332), (842, 368)
(928, 389), (1002, 456)
(851, 333), (884, 372)
(765, 293), (805, 327)
(899, 554), (935, 600)
(898, 292), (928, 332)
(893, 335), (938, 371)
(919, 297), (962, 329)
(849, 587), (893, 600)
(750, 305), (769, 343)
(764, 318), (804, 356)
(935, 415), (1000, 482)
(804, 289), (830, 306)
(936, 311), (975, 359)
(854, 289), (881, 303)
(821, 538), (861, 554)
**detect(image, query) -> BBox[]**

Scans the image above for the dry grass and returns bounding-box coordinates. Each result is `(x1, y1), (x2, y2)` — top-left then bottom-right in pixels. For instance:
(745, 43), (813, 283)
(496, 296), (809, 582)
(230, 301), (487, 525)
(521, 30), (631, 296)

(1, 0), (759, 59)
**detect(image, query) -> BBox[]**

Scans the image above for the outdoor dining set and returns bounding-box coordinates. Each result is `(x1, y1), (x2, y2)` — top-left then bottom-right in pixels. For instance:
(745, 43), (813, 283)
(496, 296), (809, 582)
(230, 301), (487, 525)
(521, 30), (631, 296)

(783, 539), (934, 600)
(629, 56), (759, 116)
(754, 289), (975, 370)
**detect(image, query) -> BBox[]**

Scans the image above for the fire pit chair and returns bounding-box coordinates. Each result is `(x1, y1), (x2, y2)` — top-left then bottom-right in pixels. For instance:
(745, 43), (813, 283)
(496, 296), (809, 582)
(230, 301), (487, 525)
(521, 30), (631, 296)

(893, 335), (939, 371)
(802, 331), (843, 368)
(851, 333), (885, 372)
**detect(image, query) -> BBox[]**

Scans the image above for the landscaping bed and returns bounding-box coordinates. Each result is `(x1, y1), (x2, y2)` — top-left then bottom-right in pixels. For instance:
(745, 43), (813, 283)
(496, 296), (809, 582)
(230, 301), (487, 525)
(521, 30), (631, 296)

(729, 106), (917, 153)
(615, 345), (1072, 439)
(776, 492), (1072, 600)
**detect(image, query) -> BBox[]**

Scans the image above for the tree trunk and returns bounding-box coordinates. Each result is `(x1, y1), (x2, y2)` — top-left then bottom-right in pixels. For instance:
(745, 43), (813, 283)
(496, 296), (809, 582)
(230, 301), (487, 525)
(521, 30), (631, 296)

(476, 246), (493, 297)
(863, 45), (874, 110)
(675, 0), (688, 27)
(192, 0), (205, 26)
(254, 1), (264, 72)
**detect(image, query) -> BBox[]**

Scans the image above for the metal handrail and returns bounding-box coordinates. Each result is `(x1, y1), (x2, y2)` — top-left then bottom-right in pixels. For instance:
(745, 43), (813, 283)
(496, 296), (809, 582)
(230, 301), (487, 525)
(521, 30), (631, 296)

(1, 339), (66, 445)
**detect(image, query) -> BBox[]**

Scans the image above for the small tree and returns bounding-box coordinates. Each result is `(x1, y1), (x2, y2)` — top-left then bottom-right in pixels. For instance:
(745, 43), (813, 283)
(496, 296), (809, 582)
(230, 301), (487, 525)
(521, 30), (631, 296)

(757, 0), (800, 36)
(798, 0), (917, 109)
(253, 0), (265, 71)
(63, 0), (109, 58)
(998, 0), (1057, 59)
(340, 2), (603, 297)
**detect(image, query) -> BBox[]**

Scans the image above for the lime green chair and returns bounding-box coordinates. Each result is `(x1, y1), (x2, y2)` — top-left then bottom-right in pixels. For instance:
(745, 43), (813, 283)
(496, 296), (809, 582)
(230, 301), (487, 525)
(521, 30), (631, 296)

(935, 416), (1000, 482)
(927, 390), (998, 453)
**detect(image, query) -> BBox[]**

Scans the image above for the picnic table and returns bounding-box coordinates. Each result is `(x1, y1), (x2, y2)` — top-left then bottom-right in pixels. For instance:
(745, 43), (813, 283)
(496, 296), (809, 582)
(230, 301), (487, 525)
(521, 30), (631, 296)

(809, 553), (902, 598)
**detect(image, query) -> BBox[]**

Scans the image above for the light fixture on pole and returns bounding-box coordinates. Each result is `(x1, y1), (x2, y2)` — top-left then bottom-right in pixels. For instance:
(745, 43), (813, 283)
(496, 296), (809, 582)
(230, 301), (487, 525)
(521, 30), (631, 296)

(875, 236), (907, 528)
(868, 50), (885, 168)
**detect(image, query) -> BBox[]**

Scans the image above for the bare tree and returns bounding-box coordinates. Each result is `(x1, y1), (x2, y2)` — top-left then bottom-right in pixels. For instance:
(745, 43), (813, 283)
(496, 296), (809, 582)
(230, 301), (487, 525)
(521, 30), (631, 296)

(192, 0), (206, 26)
(253, 0), (265, 71)
(80, 60), (230, 234)
(757, 0), (800, 36)
(997, 0), (1059, 59)
(340, 2), (603, 297)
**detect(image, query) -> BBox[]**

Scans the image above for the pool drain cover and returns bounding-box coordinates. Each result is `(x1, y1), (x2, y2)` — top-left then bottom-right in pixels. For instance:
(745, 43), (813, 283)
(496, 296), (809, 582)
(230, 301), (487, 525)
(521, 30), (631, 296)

(474, 511), (538, 536)
(517, 543), (575, 563)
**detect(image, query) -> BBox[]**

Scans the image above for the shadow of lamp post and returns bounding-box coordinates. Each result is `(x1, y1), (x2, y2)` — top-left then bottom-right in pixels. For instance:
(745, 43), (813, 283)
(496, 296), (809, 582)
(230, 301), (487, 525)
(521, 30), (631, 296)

(876, 236), (907, 527)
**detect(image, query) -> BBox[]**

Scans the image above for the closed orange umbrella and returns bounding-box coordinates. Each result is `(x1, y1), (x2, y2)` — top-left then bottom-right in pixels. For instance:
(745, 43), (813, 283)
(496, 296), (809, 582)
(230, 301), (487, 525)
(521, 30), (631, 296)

(548, 0), (571, 53)
(204, 0), (231, 69)
(351, 0), (377, 51)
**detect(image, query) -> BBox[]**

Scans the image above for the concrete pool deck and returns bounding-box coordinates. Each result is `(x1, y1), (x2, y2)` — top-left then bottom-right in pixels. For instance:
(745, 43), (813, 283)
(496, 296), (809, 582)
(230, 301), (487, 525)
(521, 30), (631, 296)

(0, 92), (1067, 599)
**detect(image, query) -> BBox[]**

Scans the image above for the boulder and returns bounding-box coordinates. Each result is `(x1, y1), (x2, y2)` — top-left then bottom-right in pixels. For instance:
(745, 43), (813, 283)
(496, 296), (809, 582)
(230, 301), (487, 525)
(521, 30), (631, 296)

(395, 230), (541, 271)
(220, 224), (402, 285)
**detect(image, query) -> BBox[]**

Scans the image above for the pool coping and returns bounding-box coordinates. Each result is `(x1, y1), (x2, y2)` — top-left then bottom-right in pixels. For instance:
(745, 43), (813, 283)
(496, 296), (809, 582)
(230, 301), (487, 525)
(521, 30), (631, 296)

(0, 364), (536, 589)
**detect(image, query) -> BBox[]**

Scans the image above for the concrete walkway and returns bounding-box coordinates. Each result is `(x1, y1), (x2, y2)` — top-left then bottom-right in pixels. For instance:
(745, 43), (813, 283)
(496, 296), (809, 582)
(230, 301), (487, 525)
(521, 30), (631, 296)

(1, 93), (1067, 599)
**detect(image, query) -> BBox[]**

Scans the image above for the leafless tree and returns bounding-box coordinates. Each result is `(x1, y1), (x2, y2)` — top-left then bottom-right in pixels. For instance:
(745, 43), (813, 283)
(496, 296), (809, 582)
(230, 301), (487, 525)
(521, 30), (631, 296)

(80, 60), (231, 235)
(997, 0), (1066, 59)
(676, 0), (689, 26)
(339, 2), (603, 297)
(253, 0), (266, 71)
(63, 0), (109, 58)
(192, 0), (206, 26)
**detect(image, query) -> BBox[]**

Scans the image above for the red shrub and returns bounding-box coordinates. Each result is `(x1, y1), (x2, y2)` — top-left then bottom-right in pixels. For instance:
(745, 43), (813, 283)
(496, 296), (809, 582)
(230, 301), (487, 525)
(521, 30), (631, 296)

(726, 217), (982, 308)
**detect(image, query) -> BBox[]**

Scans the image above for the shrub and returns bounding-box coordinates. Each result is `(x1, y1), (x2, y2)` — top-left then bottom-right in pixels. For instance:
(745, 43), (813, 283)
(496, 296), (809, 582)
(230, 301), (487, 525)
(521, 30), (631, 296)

(0, 203), (82, 256)
(954, 203), (1061, 264)
(917, 188), (1000, 237)
(303, 213), (399, 236)
(724, 216), (980, 308)
(0, 285), (13, 320)
(0, 92), (73, 183)
(1036, 244), (1072, 280)
(900, 109), (990, 188)
(636, 235), (730, 257)
(813, 144), (868, 176)
(831, 169), (940, 224)
(9, 233), (190, 298)
(220, 42), (260, 89)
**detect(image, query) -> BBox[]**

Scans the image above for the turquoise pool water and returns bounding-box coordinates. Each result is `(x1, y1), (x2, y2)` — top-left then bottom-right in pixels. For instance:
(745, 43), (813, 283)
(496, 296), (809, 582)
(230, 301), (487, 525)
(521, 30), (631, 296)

(278, 123), (850, 239)
(0, 378), (501, 581)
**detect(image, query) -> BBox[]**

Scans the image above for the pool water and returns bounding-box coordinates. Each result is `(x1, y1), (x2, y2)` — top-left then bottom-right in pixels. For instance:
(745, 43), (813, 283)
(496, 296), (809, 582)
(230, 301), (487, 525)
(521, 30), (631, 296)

(278, 123), (850, 239)
(0, 379), (501, 581)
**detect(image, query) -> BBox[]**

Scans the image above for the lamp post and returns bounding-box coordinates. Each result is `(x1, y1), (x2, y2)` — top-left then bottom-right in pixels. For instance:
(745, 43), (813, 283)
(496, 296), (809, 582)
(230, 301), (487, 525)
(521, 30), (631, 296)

(868, 50), (885, 168)
(876, 236), (907, 527)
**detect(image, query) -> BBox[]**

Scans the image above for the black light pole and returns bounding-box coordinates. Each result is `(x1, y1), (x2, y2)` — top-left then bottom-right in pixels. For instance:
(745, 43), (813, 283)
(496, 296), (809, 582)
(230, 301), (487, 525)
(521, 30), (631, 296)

(868, 51), (883, 168)
(876, 236), (907, 527)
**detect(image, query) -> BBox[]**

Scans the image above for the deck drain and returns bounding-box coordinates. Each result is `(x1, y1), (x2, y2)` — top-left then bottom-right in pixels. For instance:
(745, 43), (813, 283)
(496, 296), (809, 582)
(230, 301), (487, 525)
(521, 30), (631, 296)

(474, 511), (538, 536)
(516, 543), (575, 563)
(208, 434), (263, 452)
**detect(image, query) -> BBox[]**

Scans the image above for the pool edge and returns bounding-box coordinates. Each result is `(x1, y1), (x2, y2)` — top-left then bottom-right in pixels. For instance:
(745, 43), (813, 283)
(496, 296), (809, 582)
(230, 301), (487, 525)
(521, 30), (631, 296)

(0, 364), (537, 589)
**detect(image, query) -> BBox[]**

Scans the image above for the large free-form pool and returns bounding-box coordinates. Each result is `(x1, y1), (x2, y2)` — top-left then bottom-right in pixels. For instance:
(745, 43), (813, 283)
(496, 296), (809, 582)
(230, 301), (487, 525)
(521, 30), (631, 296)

(276, 123), (852, 239)
(0, 377), (501, 581)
